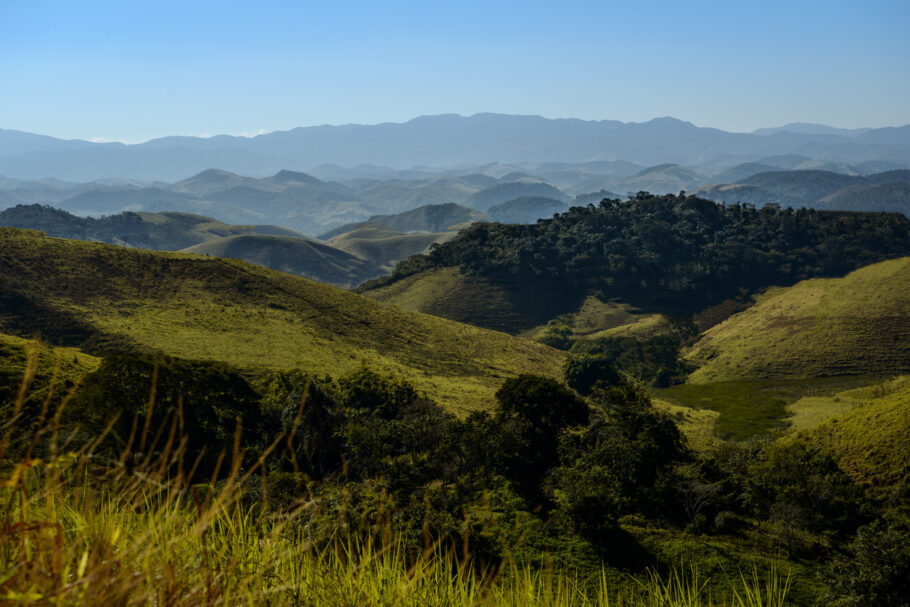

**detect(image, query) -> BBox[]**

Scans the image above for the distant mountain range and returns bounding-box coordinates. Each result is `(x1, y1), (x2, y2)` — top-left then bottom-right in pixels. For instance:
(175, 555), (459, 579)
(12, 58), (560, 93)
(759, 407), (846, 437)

(2, 114), (909, 182)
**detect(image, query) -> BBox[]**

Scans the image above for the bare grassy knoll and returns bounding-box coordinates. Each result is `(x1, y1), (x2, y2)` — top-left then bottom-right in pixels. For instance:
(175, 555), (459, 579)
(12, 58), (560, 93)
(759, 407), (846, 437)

(684, 257), (910, 383)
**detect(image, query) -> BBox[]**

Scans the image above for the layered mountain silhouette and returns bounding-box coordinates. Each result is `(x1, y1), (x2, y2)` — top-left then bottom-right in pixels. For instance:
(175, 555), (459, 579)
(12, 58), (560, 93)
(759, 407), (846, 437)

(2, 114), (909, 182)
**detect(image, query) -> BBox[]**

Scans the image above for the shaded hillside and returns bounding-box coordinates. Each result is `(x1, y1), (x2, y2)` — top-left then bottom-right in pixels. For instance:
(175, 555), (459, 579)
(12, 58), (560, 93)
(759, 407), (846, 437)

(0, 228), (563, 412)
(363, 193), (910, 331)
(326, 226), (455, 272)
(815, 182), (910, 214)
(0, 204), (306, 250)
(181, 234), (380, 288)
(487, 197), (568, 224)
(685, 257), (910, 382)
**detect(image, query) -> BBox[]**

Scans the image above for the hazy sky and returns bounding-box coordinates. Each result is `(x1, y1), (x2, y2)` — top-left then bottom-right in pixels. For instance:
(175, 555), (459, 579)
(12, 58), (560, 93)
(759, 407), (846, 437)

(1, 0), (908, 142)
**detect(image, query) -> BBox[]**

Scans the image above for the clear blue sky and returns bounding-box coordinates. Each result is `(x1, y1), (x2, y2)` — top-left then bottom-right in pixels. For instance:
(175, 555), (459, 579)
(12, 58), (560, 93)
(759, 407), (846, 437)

(1, 0), (908, 142)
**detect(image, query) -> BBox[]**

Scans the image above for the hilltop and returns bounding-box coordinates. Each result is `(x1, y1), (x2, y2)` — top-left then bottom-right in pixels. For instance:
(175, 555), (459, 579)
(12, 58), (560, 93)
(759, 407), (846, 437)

(685, 257), (910, 383)
(0, 228), (563, 413)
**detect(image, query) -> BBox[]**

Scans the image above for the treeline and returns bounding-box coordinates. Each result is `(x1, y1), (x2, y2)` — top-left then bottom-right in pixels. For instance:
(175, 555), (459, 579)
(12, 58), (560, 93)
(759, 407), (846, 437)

(363, 193), (910, 313)
(6, 351), (907, 604)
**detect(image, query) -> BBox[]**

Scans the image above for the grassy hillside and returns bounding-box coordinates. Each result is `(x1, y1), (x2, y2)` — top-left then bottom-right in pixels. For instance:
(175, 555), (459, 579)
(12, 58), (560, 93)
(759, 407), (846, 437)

(366, 267), (584, 333)
(786, 376), (910, 486)
(0, 228), (564, 413)
(326, 225), (456, 272)
(685, 257), (910, 383)
(181, 233), (379, 288)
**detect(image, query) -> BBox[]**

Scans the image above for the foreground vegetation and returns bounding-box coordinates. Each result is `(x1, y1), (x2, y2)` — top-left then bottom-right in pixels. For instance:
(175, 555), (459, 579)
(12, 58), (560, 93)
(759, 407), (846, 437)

(2, 337), (908, 606)
(0, 354), (796, 607)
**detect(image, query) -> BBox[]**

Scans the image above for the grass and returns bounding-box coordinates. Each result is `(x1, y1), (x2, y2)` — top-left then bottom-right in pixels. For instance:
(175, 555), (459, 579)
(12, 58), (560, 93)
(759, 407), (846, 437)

(0, 361), (793, 607)
(367, 267), (535, 332)
(784, 376), (910, 486)
(684, 257), (910, 383)
(0, 229), (564, 415)
(522, 297), (672, 344)
(651, 398), (723, 452)
(654, 376), (883, 442)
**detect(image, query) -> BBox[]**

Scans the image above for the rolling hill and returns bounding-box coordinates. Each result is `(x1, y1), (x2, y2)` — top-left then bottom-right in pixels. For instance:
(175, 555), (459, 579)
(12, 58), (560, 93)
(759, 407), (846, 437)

(465, 182), (570, 211)
(0, 228), (563, 413)
(319, 203), (488, 239)
(684, 257), (910, 383)
(695, 169), (910, 214)
(181, 234), (380, 288)
(0, 204), (306, 250)
(325, 226), (455, 272)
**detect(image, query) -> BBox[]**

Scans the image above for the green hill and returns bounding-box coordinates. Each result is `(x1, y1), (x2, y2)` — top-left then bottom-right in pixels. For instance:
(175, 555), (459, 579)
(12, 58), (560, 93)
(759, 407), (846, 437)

(326, 225), (456, 272)
(0, 228), (563, 413)
(685, 257), (910, 383)
(362, 194), (910, 333)
(181, 234), (380, 288)
(786, 377), (910, 486)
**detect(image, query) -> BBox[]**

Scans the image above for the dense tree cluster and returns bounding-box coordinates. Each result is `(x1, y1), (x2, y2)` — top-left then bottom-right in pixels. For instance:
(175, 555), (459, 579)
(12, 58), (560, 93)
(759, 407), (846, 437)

(369, 193), (910, 313)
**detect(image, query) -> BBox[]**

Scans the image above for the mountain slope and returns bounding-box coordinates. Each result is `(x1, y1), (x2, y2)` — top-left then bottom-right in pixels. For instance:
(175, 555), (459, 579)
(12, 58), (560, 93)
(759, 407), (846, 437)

(181, 234), (380, 288)
(0, 228), (563, 412)
(685, 258), (910, 383)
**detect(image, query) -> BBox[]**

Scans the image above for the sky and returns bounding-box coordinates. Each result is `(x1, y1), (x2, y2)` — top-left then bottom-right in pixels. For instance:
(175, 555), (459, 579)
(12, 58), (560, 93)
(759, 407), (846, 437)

(1, 0), (908, 143)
